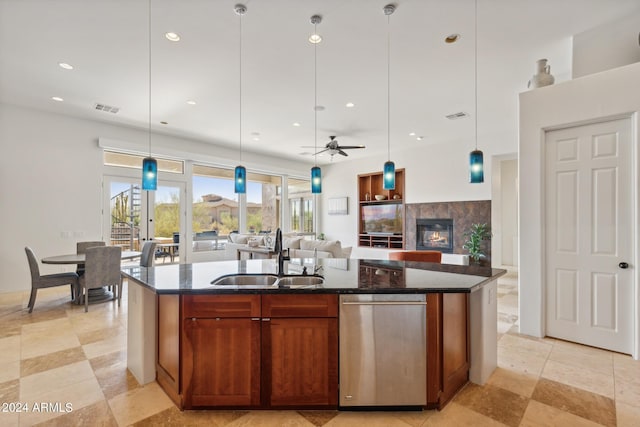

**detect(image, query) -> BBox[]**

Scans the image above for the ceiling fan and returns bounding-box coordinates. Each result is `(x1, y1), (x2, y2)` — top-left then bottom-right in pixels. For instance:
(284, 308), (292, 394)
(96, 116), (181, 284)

(302, 136), (365, 159)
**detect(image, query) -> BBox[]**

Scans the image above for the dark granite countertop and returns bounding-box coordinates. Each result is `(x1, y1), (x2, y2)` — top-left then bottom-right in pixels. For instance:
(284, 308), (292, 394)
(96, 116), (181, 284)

(121, 258), (506, 295)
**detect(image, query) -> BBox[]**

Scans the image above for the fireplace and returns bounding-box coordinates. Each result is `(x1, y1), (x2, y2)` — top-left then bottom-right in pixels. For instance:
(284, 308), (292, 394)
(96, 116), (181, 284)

(417, 219), (454, 253)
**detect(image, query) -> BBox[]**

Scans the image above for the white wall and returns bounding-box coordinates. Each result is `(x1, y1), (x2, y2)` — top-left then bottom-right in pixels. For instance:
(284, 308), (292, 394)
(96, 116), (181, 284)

(0, 104), (309, 292)
(519, 62), (640, 358)
(320, 139), (493, 260)
(572, 11), (640, 78)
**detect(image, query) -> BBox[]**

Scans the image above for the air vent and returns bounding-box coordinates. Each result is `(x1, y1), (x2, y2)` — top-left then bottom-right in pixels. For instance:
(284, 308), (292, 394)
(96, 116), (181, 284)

(445, 112), (469, 120)
(94, 103), (120, 114)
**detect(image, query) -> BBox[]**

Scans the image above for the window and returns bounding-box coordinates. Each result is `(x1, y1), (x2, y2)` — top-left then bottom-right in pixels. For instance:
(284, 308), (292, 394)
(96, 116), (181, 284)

(192, 166), (239, 241)
(246, 172), (282, 233)
(104, 150), (183, 174)
(288, 178), (314, 233)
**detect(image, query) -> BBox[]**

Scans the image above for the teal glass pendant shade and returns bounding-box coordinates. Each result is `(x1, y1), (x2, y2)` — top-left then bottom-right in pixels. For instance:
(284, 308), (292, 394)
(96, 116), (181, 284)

(142, 157), (157, 190)
(234, 165), (246, 193)
(469, 149), (484, 183)
(383, 160), (395, 190)
(311, 166), (322, 194)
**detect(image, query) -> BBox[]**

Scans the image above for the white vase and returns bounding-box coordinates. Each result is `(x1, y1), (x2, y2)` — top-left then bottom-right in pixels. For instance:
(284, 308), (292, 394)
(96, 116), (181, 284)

(528, 58), (555, 89)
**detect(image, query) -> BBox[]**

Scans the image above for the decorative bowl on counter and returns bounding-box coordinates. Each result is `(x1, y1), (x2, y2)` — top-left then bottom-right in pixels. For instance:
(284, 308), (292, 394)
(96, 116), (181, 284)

(374, 194), (387, 201)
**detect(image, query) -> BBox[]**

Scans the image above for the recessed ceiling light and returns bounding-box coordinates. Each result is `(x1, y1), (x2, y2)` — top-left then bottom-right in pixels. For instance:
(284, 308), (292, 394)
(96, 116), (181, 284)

(252, 137), (260, 141)
(165, 32), (181, 42)
(308, 33), (322, 44)
(445, 34), (460, 44)
(160, 121), (168, 125)
(409, 132), (416, 136)
(345, 102), (355, 108)
(58, 62), (73, 70)
(293, 122), (301, 127)
(416, 136), (424, 141)
(186, 100), (196, 105)
(51, 96), (64, 102)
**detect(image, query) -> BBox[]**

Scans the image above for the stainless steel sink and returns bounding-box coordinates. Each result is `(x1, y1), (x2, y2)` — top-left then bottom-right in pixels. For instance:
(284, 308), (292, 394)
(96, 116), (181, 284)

(277, 275), (324, 288)
(209, 274), (323, 289)
(210, 274), (279, 286)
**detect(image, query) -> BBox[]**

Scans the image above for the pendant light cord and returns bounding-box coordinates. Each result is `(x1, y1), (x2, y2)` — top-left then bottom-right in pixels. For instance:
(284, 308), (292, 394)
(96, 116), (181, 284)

(239, 10), (243, 163)
(474, 0), (478, 151)
(386, 13), (391, 162)
(314, 22), (318, 167)
(148, 0), (152, 157)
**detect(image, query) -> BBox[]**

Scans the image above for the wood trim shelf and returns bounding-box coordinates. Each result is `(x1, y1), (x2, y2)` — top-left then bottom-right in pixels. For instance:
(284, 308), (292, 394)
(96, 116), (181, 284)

(358, 169), (405, 249)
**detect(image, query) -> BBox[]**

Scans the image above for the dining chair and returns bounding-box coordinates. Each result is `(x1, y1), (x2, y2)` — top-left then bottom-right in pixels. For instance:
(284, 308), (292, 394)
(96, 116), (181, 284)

(76, 241), (106, 276)
(140, 241), (157, 267)
(78, 246), (122, 312)
(25, 247), (79, 313)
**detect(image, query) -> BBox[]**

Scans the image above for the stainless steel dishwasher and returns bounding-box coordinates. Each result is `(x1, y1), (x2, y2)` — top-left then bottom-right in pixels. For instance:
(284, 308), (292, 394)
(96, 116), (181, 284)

(339, 294), (427, 408)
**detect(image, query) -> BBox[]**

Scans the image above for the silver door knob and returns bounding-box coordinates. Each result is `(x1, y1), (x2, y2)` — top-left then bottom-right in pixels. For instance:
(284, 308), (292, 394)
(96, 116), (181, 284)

(619, 262), (629, 269)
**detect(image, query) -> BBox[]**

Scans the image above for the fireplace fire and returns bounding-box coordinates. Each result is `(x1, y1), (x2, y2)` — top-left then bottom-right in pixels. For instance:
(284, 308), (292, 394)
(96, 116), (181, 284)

(416, 219), (454, 253)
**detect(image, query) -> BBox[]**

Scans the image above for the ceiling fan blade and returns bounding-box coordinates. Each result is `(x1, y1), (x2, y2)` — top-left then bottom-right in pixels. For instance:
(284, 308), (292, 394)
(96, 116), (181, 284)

(315, 148), (329, 155)
(338, 149), (349, 156)
(338, 145), (366, 149)
(300, 145), (318, 148)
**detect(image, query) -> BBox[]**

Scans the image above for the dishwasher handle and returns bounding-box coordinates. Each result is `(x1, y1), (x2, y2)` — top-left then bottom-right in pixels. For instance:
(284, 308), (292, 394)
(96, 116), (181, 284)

(341, 301), (427, 306)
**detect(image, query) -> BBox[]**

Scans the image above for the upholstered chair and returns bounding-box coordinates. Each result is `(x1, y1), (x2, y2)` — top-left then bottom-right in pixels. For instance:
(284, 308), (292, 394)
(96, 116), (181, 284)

(78, 246), (122, 312)
(140, 241), (157, 267)
(25, 247), (79, 313)
(75, 241), (106, 276)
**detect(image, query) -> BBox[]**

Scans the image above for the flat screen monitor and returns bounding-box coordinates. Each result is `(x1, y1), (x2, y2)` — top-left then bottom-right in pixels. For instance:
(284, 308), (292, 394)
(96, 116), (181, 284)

(361, 204), (403, 234)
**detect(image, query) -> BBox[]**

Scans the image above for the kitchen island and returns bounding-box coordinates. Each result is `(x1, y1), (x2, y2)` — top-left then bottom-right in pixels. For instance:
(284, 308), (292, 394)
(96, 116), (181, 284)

(122, 258), (505, 411)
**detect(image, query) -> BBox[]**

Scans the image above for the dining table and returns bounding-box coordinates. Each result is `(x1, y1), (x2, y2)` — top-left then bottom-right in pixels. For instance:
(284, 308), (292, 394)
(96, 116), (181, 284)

(41, 250), (141, 303)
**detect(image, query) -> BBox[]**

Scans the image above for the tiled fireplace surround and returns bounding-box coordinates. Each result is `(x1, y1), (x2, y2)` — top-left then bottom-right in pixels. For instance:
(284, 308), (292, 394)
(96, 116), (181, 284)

(405, 200), (491, 262)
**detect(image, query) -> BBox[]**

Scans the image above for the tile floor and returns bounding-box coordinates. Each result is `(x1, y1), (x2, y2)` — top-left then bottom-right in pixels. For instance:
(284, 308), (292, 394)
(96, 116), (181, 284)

(0, 270), (639, 426)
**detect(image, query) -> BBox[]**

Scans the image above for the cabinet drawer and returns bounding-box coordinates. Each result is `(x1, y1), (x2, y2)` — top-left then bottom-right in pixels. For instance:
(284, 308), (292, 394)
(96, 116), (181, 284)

(262, 294), (338, 318)
(183, 295), (260, 318)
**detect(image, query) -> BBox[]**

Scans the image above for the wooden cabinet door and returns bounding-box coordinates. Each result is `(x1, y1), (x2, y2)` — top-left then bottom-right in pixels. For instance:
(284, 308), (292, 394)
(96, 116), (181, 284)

(182, 317), (260, 408)
(262, 318), (338, 407)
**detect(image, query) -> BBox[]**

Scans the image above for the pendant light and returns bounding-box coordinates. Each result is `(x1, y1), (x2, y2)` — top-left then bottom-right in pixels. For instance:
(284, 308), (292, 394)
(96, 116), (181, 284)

(310, 14), (322, 194)
(469, 0), (484, 183)
(234, 4), (247, 194)
(142, 0), (157, 191)
(382, 4), (396, 191)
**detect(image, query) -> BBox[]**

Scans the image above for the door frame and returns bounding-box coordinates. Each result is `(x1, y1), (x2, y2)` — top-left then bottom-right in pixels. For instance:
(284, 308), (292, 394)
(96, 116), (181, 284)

(537, 114), (638, 358)
(102, 173), (187, 262)
(543, 118), (634, 353)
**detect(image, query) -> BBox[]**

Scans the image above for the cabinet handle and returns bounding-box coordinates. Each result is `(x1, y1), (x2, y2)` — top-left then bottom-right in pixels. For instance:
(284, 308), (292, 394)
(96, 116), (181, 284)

(251, 317), (260, 321)
(261, 318), (271, 321)
(191, 317), (196, 321)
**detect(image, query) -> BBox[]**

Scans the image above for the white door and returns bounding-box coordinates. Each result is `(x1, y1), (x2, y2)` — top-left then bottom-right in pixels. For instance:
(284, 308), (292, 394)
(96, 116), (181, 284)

(103, 176), (186, 263)
(545, 118), (633, 354)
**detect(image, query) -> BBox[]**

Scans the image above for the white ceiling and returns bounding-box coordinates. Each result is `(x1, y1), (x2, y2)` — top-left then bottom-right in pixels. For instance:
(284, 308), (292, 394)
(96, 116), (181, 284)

(1, 0), (639, 165)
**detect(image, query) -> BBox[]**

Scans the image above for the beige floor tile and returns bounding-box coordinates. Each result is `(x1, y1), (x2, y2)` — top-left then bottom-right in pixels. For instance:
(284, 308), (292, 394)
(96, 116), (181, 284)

(487, 367), (538, 398)
(613, 353), (640, 384)
(0, 412), (19, 427)
(17, 377), (104, 427)
(20, 317), (81, 360)
(498, 333), (553, 358)
(548, 340), (613, 376)
(519, 400), (604, 427)
(223, 410), (317, 427)
(131, 406), (249, 427)
(20, 360), (96, 400)
(498, 345), (548, 378)
(615, 376), (640, 408)
(616, 401), (640, 427)
(454, 383), (528, 427)
(21, 346), (86, 377)
(0, 335), (21, 364)
(424, 402), (508, 426)
(541, 359), (614, 399)
(77, 324), (126, 346)
(0, 360), (20, 384)
(82, 333), (127, 359)
(107, 382), (174, 426)
(31, 400), (117, 427)
(67, 308), (124, 335)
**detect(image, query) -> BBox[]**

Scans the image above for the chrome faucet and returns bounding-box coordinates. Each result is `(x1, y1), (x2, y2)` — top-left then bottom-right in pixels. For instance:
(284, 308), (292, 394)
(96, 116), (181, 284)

(313, 248), (323, 274)
(274, 228), (289, 277)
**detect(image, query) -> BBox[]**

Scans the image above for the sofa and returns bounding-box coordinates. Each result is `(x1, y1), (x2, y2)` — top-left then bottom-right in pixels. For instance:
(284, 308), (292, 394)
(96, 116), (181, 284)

(224, 232), (352, 260)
